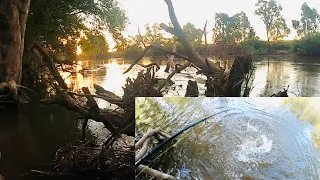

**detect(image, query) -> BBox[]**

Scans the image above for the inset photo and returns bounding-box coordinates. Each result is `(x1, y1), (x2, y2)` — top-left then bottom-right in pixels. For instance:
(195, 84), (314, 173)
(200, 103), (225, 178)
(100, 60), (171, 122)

(135, 97), (320, 179)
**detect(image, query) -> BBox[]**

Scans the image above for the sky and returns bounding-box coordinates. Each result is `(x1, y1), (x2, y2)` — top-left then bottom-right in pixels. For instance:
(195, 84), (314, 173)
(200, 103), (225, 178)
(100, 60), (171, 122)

(105, 0), (320, 50)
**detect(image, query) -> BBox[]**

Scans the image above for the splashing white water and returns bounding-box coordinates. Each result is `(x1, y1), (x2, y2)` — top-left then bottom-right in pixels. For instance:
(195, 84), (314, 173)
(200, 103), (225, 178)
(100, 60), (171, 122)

(236, 135), (273, 162)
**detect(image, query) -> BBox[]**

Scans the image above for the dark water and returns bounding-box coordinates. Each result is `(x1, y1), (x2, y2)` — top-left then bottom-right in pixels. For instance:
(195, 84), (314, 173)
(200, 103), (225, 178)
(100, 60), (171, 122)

(0, 100), (80, 179)
(136, 97), (320, 179)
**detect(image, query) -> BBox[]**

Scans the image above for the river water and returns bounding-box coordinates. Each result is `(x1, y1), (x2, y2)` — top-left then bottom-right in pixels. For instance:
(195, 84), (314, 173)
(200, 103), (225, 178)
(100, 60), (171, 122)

(61, 55), (320, 97)
(0, 55), (320, 179)
(135, 97), (320, 179)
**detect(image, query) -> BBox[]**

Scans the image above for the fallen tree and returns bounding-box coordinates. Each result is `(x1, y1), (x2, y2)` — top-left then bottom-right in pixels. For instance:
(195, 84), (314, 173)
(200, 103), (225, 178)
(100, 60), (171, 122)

(124, 0), (253, 97)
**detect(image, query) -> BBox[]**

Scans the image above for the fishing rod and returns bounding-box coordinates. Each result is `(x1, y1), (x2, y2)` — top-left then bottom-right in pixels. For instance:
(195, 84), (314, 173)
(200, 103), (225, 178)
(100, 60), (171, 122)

(135, 112), (218, 167)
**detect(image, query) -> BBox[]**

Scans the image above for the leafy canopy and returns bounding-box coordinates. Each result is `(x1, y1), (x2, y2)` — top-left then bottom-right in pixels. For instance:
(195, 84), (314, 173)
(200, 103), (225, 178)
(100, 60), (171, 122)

(255, 0), (290, 41)
(213, 11), (254, 45)
(25, 0), (128, 58)
(292, 2), (320, 38)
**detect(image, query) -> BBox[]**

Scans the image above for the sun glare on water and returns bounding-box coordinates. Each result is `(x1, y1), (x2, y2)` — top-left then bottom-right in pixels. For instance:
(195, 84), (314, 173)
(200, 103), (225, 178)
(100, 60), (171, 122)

(102, 61), (127, 94)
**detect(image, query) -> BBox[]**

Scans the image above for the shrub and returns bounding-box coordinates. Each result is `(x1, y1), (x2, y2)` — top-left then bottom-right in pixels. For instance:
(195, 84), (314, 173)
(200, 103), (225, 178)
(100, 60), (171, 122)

(122, 45), (144, 59)
(292, 34), (320, 56)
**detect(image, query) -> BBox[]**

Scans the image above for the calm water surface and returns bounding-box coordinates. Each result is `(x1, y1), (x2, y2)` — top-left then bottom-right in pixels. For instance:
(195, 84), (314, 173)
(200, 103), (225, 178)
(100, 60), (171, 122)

(136, 97), (320, 179)
(61, 56), (320, 97)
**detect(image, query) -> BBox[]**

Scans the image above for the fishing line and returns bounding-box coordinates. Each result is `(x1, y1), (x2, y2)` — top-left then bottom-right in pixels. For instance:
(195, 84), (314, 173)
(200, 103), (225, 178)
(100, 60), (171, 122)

(135, 112), (219, 167)
(135, 132), (190, 178)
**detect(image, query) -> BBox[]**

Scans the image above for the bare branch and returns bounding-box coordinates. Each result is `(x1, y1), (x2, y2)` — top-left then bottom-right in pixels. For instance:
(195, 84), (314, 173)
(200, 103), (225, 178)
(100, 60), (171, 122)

(157, 62), (191, 91)
(137, 165), (177, 180)
(135, 128), (160, 150)
(123, 46), (151, 74)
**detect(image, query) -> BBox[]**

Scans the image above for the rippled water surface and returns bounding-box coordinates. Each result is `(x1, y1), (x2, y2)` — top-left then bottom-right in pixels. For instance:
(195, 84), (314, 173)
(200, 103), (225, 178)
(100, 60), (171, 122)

(136, 98), (320, 179)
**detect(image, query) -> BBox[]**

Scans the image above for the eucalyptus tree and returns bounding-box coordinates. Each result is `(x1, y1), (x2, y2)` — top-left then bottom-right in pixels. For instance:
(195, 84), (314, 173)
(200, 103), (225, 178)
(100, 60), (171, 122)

(292, 2), (320, 38)
(255, 0), (290, 43)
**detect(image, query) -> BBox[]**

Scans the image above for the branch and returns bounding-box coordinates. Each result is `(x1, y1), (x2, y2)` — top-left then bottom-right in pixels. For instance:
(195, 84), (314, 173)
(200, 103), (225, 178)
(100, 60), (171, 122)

(135, 138), (150, 161)
(135, 128), (160, 150)
(123, 46), (151, 74)
(82, 87), (120, 135)
(157, 62), (191, 91)
(67, 92), (124, 107)
(151, 45), (189, 60)
(30, 42), (69, 90)
(137, 165), (177, 180)
(123, 45), (188, 74)
(162, 0), (221, 76)
(138, 26), (147, 48)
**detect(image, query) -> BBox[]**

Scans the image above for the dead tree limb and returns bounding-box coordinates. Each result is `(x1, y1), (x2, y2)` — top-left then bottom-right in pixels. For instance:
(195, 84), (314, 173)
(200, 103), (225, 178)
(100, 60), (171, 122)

(161, 0), (221, 76)
(135, 128), (161, 150)
(30, 42), (69, 90)
(82, 87), (121, 136)
(137, 165), (177, 180)
(67, 92), (124, 108)
(123, 46), (151, 74)
(135, 138), (150, 162)
(157, 62), (191, 91)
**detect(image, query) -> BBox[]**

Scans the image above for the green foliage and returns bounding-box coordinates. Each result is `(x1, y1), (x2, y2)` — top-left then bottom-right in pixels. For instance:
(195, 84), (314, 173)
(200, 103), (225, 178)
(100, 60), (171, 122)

(272, 40), (293, 50)
(240, 38), (269, 54)
(78, 31), (109, 56)
(255, 0), (290, 42)
(213, 12), (253, 45)
(292, 2), (320, 38)
(182, 22), (203, 48)
(122, 45), (144, 59)
(25, 0), (128, 59)
(292, 34), (320, 56)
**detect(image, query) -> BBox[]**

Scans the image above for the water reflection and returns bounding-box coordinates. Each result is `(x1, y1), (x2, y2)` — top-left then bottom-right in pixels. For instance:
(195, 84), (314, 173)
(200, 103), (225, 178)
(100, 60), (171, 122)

(136, 97), (320, 179)
(102, 62), (127, 94)
(0, 102), (83, 180)
(251, 57), (320, 97)
(61, 57), (320, 97)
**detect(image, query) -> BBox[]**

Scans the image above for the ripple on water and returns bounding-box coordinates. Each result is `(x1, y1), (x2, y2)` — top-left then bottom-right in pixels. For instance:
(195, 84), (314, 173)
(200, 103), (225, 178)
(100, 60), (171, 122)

(149, 98), (320, 180)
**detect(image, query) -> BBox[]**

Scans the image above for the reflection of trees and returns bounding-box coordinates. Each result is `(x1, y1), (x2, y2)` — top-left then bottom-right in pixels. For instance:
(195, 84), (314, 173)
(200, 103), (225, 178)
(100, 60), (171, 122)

(282, 98), (320, 150)
(136, 97), (169, 131)
(292, 64), (320, 96)
(263, 60), (288, 96)
(0, 104), (81, 179)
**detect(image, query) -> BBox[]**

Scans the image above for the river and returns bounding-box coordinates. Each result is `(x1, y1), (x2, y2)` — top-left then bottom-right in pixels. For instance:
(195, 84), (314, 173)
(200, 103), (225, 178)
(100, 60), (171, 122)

(0, 55), (320, 179)
(136, 97), (320, 179)
(61, 55), (320, 97)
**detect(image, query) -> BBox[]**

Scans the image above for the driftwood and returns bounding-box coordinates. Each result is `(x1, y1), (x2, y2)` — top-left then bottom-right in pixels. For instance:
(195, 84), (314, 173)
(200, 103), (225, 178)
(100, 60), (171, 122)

(137, 165), (176, 180)
(122, 0), (258, 97)
(225, 55), (253, 97)
(135, 128), (176, 180)
(271, 85), (289, 97)
(185, 80), (199, 97)
(25, 140), (135, 179)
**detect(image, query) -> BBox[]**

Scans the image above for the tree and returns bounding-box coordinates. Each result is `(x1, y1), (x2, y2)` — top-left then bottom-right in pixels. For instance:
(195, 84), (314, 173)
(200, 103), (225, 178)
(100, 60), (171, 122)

(182, 23), (203, 48)
(78, 31), (109, 56)
(255, 0), (290, 43)
(292, 2), (320, 38)
(25, 0), (128, 59)
(213, 12), (253, 45)
(0, 0), (31, 84)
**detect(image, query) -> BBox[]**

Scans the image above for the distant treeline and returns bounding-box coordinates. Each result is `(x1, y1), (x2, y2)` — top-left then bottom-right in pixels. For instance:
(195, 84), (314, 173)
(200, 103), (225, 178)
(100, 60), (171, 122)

(119, 33), (320, 59)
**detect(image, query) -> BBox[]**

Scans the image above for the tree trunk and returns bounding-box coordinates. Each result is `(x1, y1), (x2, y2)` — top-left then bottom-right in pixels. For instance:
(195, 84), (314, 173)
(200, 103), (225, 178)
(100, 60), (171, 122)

(0, 0), (31, 84)
(168, 44), (176, 71)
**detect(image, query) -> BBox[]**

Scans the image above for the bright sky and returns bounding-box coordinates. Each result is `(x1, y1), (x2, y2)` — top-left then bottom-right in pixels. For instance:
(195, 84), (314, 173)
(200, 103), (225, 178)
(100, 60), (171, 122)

(105, 0), (320, 50)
